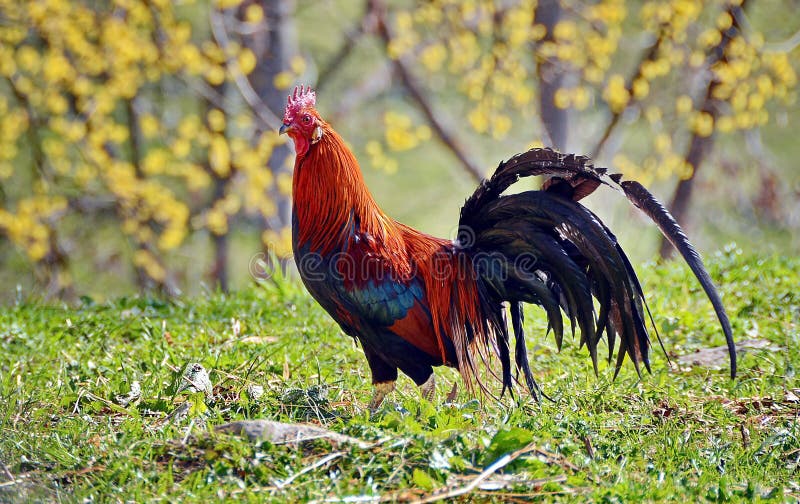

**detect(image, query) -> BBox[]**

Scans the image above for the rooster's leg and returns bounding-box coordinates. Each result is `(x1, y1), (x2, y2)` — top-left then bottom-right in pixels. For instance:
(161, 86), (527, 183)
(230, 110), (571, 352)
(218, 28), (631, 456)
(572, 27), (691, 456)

(369, 381), (396, 410)
(363, 344), (398, 410)
(419, 374), (435, 401)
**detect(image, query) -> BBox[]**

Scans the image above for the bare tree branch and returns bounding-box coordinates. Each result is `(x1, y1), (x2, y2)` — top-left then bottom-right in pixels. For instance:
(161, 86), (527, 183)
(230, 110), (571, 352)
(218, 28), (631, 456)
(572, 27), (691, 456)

(5, 76), (48, 182)
(210, 179), (230, 292)
(209, 5), (283, 131)
(5, 76), (75, 299)
(125, 97), (143, 175)
(371, 0), (484, 183)
(765, 28), (800, 52)
(146, 1), (255, 126)
(316, 0), (377, 93)
(198, 47), (232, 292)
(326, 64), (392, 124)
(121, 97), (181, 295)
(591, 31), (665, 159)
(240, 0), (298, 243)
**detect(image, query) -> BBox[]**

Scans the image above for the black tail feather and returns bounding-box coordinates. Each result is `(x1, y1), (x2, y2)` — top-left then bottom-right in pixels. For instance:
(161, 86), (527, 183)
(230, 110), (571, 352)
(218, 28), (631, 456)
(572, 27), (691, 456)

(620, 180), (736, 378)
(467, 190), (652, 381)
(510, 302), (543, 400)
(456, 148), (736, 399)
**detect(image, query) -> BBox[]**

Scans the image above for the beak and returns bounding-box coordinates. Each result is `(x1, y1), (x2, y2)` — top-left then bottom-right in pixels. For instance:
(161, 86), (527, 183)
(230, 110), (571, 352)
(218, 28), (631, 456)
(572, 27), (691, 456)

(279, 123), (291, 135)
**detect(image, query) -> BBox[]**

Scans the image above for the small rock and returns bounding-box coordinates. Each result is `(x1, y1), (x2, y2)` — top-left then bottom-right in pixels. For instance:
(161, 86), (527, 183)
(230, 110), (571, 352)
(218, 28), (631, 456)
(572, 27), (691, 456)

(215, 420), (370, 448)
(246, 384), (265, 401)
(179, 363), (213, 396)
(676, 338), (781, 370)
(115, 380), (141, 407)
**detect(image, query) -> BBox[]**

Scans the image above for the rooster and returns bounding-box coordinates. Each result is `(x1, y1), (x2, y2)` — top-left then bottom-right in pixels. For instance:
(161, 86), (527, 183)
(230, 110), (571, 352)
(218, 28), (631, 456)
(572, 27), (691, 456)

(279, 86), (735, 408)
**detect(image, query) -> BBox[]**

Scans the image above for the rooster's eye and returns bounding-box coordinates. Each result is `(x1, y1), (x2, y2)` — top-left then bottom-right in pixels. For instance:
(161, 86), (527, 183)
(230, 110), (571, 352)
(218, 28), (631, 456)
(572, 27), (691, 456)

(302, 115), (311, 124)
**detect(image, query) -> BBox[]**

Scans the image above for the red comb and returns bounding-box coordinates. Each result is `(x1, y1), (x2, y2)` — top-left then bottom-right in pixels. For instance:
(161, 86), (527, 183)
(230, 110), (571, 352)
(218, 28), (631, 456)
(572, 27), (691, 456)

(284, 85), (316, 121)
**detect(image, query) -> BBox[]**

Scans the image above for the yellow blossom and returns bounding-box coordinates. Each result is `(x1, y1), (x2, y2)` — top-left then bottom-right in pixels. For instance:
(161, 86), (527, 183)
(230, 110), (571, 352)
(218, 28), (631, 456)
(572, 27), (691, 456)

(238, 48), (256, 75)
(654, 133), (671, 153)
(384, 111), (420, 151)
(553, 20), (578, 41)
(205, 65), (226, 86)
(468, 106), (489, 134)
(140, 114), (161, 139)
(631, 78), (649, 100)
(676, 94), (694, 115)
(261, 228), (292, 258)
(214, 0), (244, 9)
(716, 115), (735, 133)
(602, 74), (629, 113)
(244, 4), (264, 23)
(644, 105), (662, 124)
(273, 71), (293, 90)
(554, 88), (571, 109)
(209, 134), (231, 177)
(420, 44), (447, 72)
(690, 111), (714, 137)
(207, 109), (226, 132)
(290, 56), (306, 75)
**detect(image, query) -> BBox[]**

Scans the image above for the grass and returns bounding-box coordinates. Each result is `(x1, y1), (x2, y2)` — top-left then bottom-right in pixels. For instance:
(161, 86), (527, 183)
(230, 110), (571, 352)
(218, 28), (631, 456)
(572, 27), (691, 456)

(0, 247), (798, 502)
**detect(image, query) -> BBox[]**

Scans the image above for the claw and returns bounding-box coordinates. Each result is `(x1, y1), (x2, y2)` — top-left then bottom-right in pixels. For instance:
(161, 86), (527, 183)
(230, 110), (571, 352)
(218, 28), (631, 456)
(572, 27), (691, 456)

(445, 381), (458, 403)
(419, 374), (436, 401)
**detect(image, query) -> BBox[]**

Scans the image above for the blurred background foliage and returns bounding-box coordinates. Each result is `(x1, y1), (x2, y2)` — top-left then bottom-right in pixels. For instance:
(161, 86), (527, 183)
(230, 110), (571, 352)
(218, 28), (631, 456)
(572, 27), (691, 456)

(0, 0), (797, 302)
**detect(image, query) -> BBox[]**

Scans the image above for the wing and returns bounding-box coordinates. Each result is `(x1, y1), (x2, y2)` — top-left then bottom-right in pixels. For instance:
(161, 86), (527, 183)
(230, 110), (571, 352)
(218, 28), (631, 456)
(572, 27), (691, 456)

(340, 275), (424, 327)
(334, 266), (446, 363)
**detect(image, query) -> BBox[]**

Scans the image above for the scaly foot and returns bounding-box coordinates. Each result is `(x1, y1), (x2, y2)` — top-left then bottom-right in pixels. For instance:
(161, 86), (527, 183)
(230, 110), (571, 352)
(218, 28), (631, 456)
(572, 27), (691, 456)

(369, 381), (396, 411)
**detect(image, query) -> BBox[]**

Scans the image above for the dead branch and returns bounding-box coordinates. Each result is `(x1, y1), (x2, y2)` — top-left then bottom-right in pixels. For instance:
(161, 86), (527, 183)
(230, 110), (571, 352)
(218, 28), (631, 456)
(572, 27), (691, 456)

(274, 451), (345, 489)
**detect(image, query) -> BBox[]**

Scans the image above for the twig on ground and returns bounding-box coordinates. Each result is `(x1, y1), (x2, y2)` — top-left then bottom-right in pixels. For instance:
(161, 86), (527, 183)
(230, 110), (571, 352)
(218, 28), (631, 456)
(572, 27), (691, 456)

(0, 461), (15, 483)
(182, 419), (196, 445)
(740, 424), (751, 448)
(582, 434), (595, 460)
(410, 442), (545, 504)
(471, 478), (577, 498)
(275, 451), (345, 489)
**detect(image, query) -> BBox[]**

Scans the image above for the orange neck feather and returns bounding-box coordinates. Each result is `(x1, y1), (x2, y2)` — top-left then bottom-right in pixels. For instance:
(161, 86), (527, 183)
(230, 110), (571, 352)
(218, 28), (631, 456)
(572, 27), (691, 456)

(291, 123), (404, 257)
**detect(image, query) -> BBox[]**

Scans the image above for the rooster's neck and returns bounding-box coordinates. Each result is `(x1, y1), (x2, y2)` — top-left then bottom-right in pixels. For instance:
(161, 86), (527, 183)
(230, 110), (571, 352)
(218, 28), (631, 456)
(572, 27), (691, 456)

(292, 125), (398, 256)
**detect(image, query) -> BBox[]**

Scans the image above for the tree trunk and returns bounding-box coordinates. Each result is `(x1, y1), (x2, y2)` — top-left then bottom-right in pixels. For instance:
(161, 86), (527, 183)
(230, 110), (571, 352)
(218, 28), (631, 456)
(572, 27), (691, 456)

(658, 132), (714, 258)
(210, 175), (230, 292)
(535, 0), (568, 151)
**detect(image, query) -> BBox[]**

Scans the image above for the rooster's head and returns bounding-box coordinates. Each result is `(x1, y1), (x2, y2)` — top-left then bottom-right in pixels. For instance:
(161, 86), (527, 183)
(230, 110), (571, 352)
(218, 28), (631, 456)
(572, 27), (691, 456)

(279, 85), (324, 157)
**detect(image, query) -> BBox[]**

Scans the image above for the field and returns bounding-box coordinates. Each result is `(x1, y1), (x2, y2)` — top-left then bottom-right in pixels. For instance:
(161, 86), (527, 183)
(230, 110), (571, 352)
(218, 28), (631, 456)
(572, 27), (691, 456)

(1, 249), (798, 502)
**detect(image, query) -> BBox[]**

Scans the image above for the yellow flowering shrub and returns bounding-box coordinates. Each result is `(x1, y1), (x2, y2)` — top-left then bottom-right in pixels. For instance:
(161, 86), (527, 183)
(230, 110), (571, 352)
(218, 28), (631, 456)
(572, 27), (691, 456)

(0, 0), (289, 296)
(371, 0), (797, 186)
